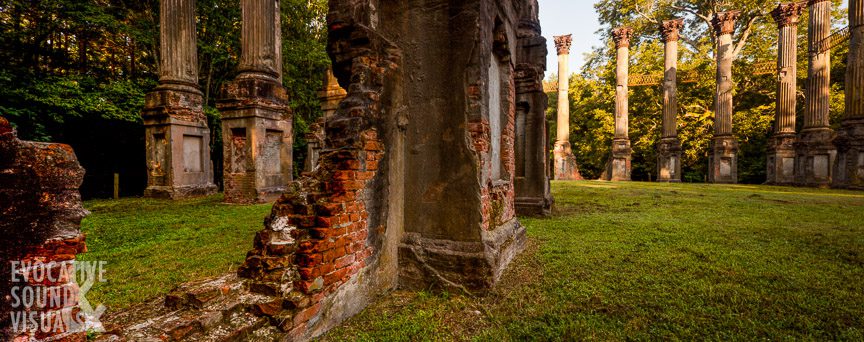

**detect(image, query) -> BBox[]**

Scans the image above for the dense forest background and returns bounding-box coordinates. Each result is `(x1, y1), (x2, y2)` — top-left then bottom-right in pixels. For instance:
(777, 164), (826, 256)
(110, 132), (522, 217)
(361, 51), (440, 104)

(0, 0), (330, 198)
(551, 0), (849, 183)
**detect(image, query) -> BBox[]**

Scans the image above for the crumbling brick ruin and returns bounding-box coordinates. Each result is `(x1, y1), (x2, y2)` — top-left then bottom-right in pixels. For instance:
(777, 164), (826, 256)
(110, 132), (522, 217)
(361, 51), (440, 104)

(0, 117), (89, 341)
(92, 0), (544, 340)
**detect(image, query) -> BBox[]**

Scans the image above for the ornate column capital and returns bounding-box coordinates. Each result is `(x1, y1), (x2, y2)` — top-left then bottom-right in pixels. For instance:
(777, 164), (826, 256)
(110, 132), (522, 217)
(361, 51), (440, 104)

(553, 34), (572, 55)
(772, 3), (804, 27)
(808, 0), (831, 6)
(612, 27), (633, 48)
(660, 19), (684, 43)
(712, 11), (741, 36)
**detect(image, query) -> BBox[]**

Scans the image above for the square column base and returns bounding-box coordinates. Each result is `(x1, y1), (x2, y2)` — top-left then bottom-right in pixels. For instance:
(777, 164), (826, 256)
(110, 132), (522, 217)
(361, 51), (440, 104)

(143, 88), (218, 199)
(795, 128), (836, 187)
(607, 138), (631, 181)
(218, 78), (294, 204)
(708, 136), (738, 184)
(766, 133), (797, 185)
(833, 119), (864, 189)
(553, 141), (583, 180)
(657, 137), (682, 182)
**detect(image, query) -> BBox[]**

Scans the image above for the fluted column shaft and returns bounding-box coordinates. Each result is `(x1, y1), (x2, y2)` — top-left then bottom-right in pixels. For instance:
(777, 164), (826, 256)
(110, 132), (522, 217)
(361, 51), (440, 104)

(239, 0), (283, 82)
(661, 20), (682, 139)
(554, 35), (572, 145)
(805, 0), (831, 129)
(613, 28), (632, 140)
(713, 13), (738, 137)
(556, 54), (569, 143)
(847, 0), (864, 119)
(774, 3), (803, 134)
(159, 0), (198, 88)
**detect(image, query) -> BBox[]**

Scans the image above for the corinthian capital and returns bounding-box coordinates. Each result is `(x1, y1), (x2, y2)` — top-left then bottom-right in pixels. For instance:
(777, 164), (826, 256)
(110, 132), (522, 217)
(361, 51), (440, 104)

(711, 11), (741, 36)
(612, 27), (633, 48)
(660, 19), (684, 43)
(772, 3), (804, 28)
(554, 34), (572, 55)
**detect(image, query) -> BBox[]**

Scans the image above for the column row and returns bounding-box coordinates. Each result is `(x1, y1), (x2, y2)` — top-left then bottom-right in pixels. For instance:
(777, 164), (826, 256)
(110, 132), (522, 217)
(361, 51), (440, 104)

(142, 0), (292, 203)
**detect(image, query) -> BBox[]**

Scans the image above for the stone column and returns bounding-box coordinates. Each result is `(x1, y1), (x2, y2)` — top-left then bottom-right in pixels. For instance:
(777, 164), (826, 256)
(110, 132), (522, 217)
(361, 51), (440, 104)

(657, 19), (683, 182)
(306, 69), (346, 173)
(552, 34), (583, 180)
(514, 8), (553, 216)
(796, 0), (836, 187)
(609, 27), (632, 181)
(142, 0), (217, 199)
(708, 11), (740, 184)
(834, 0), (864, 189)
(768, 3), (804, 185)
(218, 0), (293, 203)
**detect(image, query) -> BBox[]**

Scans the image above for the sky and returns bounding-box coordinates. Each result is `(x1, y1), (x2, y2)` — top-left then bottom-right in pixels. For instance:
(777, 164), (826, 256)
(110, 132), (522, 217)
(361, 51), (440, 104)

(539, 0), (602, 78)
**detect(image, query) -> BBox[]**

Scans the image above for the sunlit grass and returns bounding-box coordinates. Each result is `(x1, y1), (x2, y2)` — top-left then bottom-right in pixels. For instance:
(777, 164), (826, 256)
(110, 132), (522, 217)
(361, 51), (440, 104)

(77, 194), (271, 310)
(324, 181), (864, 341)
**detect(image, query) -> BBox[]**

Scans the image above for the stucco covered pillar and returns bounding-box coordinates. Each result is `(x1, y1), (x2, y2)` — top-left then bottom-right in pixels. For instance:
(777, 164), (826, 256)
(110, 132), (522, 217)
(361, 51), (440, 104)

(657, 19), (683, 182)
(834, 0), (864, 189)
(514, 5), (553, 216)
(218, 0), (293, 203)
(142, 0), (217, 199)
(552, 34), (583, 180)
(305, 69), (347, 173)
(768, 3), (804, 185)
(609, 27), (632, 181)
(796, 0), (836, 187)
(708, 11), (740, 184)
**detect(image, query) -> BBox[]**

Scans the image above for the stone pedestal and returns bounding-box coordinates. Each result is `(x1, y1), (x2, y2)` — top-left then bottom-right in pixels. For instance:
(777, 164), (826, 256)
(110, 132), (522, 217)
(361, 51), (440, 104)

(834, 120), (864, 188)
(610, 138), (632, 181)
(218, 78), (293, 203)
(657, 138), (682, 182)
(143, 88), (217, 198)
(797, 0), (835, 187)
(143, 0), (216, 199)
(767, 133), (797, 185)
(710, 12), (740, 184)
(709, 136), (739, 183)
(218, 0), (293, 203)
(553, 142), (582, 181)
(834, 0), (864, 189)
(796, 128), (836, 187)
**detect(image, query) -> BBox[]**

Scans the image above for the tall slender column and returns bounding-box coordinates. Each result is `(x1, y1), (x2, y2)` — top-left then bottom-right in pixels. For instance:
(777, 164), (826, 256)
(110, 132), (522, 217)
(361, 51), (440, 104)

(834, 0), (864, 188)
(796, 0), (836, 186)
(142, 0), (217, 199)
(708, 11), (740, 184)
(609, 27), (632, 181)
(218, 0), (293, 203)
(552, 35), (582, 180)
(657, 19), (683, 182)
(767, 3), (804, 185)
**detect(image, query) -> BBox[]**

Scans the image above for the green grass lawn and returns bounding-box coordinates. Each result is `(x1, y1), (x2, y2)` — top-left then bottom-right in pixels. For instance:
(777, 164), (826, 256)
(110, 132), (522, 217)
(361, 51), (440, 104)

(324, 181), (864, 341)
(78, 194), (271, 310)
(77, 183), (864, 340)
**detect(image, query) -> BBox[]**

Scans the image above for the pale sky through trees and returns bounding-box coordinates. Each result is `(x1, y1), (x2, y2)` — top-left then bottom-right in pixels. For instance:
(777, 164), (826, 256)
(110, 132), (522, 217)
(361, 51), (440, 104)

(539, 0), (850, 79)
(539, 0), (600, 79)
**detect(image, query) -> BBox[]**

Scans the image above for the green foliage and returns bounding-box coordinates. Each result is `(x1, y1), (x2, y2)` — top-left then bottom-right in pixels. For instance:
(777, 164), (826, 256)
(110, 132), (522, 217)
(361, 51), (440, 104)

(326, 181), (864, 340)
(554, 0), (849, 183)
